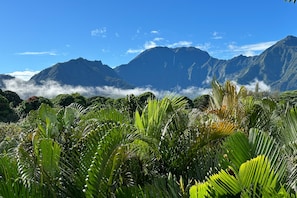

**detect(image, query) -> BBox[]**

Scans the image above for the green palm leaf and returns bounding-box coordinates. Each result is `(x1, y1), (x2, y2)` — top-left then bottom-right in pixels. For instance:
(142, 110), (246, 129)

(239, 155), (278, 195)
(220, 131), (251, 171)
(221, 128), (286, 182)
(83, 123), (136, 197)
(189, 182), (210, 198)
(59, 122), (122, 197)
(0, 154), (38, 197)
(280, 107), (297, 192)
(190, 155), (281, 197)
(38, 138), (61, 178)
(17, 143), (39, 188)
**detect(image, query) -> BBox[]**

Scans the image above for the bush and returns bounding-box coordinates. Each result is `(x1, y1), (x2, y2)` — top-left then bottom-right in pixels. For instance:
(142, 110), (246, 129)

(0, 95), (19, 122)
(17, 96), (53, 118)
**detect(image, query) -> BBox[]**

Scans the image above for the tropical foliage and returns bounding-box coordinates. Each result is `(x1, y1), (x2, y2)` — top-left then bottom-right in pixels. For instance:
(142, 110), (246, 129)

(1, 81), (297, 197)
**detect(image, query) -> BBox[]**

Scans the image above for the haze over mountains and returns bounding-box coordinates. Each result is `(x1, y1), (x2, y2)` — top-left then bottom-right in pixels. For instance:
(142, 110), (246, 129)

(1, 35), (297, 98)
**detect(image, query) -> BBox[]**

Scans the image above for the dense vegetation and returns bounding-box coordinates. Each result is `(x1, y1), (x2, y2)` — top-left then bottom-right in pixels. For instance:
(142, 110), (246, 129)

(1, 80), (297, 197)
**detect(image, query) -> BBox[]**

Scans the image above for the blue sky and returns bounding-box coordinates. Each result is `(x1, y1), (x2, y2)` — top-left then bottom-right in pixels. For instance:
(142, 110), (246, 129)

(1, 0), (297, 80)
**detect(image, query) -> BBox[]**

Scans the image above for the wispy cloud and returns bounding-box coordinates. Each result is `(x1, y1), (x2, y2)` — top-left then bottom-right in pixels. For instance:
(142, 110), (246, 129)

(151, 30), (159, 34)
(126, 48), (143, 54)
(167, 41), (192, 48)
(212, 31), (223, 40)
(126, 40), (157, 54)
(7, 70), (39, 81)
(231, 79), (271, 92)
(195, 42), (211, 51)
(144, 41), (157, 49)
(126, 39), (193, 54)
(91, 27), (107, 37)
(153, 37), (164, 41)
(228, 41), (276, 56)
(17, 51), (57, 56)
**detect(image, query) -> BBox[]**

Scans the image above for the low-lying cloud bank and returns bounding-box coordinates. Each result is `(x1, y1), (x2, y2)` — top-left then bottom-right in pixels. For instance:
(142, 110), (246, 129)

(2, 78), (270, 100)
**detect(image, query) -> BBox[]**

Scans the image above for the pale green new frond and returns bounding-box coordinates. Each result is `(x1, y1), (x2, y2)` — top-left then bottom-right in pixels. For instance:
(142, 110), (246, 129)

(239, 155), (278, 195)
(189, 181), (211, 198)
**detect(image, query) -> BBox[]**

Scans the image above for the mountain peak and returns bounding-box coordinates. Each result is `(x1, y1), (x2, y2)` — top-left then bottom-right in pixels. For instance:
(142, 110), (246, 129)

(276, 35), (297, 46)
(30, 58), (133, 88)
(115, 46), (214, 89)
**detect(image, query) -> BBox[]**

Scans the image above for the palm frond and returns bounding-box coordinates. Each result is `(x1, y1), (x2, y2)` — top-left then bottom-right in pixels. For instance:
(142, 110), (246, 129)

(221, 128), (286, 183)
(280, 106), (297, 192)
(220, 131), (251, 171)
(16, 142), (39, 188)
(116, 173), (184, 198)
(191, 155), (281, 197)
(59, 122), (123, 197)
(189, 181), (211, 198)
(238, 155), (278, 196)
(210, 80), (224, 109)
(84, 123), (136, 197)
(0, 153), (37, 197)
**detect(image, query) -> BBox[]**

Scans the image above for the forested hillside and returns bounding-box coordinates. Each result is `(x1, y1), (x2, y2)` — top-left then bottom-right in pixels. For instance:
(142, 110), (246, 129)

(1, 81), (297, 197)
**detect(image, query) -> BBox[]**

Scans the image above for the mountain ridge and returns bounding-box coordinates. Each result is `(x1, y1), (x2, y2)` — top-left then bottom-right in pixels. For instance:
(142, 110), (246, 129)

(2, 35), (297, 92)
(30, 57), (133, 89)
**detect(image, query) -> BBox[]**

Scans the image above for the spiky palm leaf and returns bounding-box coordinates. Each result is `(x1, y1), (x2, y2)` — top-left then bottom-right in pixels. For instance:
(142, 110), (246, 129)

(0, 153), (40, 197)
(190, 155), (283, 197)
(279, 106), (297, 192)
(84, 123), (137, 197)
(59, 122), (124, 197)
(134, 97), (195, 177)
(116, 173), (185, 198)
(221, 129), (286, 183)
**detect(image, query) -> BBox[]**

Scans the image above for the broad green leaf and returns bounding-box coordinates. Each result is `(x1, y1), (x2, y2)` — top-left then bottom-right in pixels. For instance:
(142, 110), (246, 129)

(221, 131), (251, 171)
(189, 181), (211, 198)
(39, 138), (61, 178)
(239, 155), (278, 195)
(208, 169), (241, 196)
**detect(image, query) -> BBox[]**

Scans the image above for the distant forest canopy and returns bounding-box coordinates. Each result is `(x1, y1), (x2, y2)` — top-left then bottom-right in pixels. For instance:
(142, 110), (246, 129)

(1, 80), (297, 123)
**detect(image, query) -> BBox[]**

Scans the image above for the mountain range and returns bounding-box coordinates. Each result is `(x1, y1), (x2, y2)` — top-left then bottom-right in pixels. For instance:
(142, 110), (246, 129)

(1, 35), (297, 92)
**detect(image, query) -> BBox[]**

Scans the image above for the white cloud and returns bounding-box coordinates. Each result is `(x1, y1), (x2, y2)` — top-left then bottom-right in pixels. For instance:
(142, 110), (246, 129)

(126, 40), (158, 54)
(17, 51), (57, 56)
(2, 78), (272, 101)
(151, 30), (159, 34)
(228, 41), (276, 57)
(126, 39), (194, 54)
(91, 27), (107, 37)
(144, 41), (157, 49)
(196, 42), (211, 51)
(212, 31), (223, 40)
(231, 79), (271, 92)
(153, 37), (164, 41)
(7, 70), (40, 81)
(2, 79), (210, 100)
(126, 48), (143, 54)
(167, 41), (192, 48)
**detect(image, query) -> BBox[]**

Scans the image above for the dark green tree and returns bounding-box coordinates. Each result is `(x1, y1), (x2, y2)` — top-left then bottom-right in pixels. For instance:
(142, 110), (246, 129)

(0, 95), (19, 122)
(193, 94), (210, 111)
(1, 90), (22, 107)
(17, 96), (53, 118)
